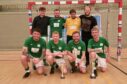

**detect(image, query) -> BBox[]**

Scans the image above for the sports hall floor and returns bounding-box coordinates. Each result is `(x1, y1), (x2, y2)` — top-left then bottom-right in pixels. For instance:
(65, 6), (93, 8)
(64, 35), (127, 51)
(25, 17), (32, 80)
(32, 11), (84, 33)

(0, 48), (127, 84)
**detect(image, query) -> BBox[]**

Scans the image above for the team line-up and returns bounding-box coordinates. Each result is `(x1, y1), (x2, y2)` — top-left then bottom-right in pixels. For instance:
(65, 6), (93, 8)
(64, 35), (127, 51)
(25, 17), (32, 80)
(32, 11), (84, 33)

(21, 5), (110, 79)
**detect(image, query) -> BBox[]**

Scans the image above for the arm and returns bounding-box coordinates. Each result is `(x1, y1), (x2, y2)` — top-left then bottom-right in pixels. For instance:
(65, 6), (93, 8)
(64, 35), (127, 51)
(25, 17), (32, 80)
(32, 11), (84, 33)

(88, 48), (103, 53)
(22, 46), (28, 56)
(46, 49), (52, 56)
(67, 51), (76, 59)
(41, 39), (46, 58)
(105, 46), (110, 62)
(104, 38), (110, 62)
(32, 17), (37, 32)
(39, 49), (46, 60)
(88, 48), (95, 53)
(64, 19), (67, 28)
(46, 49), (62, 57)
(106, 46), (110, 57)
(52, 51), (64, 57)
(81, 51), (85, 61)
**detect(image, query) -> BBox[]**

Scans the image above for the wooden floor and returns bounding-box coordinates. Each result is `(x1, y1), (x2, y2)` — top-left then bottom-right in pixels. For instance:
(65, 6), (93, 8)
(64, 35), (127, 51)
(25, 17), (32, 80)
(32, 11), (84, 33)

(0, 48), (127, 84)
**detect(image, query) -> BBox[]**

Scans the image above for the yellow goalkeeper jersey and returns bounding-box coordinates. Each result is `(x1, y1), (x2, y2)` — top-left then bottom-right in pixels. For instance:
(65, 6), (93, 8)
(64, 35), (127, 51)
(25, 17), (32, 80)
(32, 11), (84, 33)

(65, 17), (81, 36)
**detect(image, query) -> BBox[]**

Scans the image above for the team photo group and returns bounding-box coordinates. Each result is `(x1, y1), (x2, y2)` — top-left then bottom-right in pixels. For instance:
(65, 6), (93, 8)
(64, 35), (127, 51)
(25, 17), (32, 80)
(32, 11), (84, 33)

(21, 5), (110, 79)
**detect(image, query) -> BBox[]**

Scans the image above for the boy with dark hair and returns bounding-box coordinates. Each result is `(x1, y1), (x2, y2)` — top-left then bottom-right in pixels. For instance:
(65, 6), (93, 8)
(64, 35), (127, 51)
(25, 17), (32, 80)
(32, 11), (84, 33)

(65, 9), (81, 43)
(21, 27), (46, 78)
(32, 7), (50, 41)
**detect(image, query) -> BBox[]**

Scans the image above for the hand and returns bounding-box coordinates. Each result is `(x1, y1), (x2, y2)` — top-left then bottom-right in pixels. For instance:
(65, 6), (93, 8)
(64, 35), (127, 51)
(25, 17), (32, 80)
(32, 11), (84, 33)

(62, 51), (67, 55)
(53, 52), (63, 57)
(57, 54), (63, 57)
(53, 52), (60, 56)
(72, 55), (76, 60)
(79, 60), (82, 66)
(33, 58), (40, 64)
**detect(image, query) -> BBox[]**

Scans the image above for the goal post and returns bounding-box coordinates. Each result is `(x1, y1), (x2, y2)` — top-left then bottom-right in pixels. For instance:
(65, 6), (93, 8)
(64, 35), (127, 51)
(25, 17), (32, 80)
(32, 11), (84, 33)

(27, 0), (123, 61)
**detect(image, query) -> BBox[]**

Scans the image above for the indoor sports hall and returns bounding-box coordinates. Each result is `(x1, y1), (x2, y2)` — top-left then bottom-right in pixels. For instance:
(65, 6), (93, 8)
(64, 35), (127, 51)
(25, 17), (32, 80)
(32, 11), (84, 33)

(0, 0), (127, 84)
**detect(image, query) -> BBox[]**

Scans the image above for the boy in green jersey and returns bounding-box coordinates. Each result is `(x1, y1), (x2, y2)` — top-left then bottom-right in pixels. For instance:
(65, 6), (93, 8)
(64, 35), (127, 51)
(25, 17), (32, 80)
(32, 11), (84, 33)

(88, 27), (110, 78)
(21, 28), (46, 78)
(67, 31), (86, 73)
(46, 31), (67, 79)
(49, 9), (65, 38)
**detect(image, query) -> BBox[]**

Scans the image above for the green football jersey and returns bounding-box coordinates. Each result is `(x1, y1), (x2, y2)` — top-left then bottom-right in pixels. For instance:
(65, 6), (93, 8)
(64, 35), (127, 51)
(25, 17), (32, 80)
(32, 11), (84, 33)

(67, 40), (86, 59)
(47, 40), (66, 59)
(88, 37), (109, 58)
(24, 37), (46, 58)
(49, 17), (65, 37)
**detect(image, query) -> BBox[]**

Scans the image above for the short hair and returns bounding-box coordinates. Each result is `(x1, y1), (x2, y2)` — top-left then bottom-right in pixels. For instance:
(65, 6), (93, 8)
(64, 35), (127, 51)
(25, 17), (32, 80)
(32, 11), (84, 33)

(54, 9), (60, 12)
(72, 31), (80, 36)
(32, 27), (41, 34)
(84, 4), (91, 10)
(91, 26), (99, 32)
(52, 31), (60, 35)
(69, 9), (76, 14)
(39, 7), (46, 11)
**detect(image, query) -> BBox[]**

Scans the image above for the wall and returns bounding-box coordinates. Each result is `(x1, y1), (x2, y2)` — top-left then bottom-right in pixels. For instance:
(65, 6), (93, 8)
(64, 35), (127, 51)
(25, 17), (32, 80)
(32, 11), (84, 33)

(0, 12), (29, 50)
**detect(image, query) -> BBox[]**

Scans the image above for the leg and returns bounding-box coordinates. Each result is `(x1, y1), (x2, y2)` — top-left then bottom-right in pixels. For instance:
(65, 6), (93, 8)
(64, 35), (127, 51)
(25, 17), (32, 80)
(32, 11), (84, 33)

(46, 55), (55, 74)
(82, 36), (90, 66)
(21, 55), (30, 69)
(98, 57), (107, 72)
(79, 60), (86, 74)
(21, 55), (31, 78)
(68, 56), (77, 73)
(79, 67), (86, 74)
(33, 60), (44, 75)
(36, 66), (44, 75)
(46, 55), (54, 65)
(101, 67), (107, 72)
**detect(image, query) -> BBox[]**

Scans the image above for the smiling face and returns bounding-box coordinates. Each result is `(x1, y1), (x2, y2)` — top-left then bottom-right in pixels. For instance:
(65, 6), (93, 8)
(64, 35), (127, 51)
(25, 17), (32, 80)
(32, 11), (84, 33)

(32, 31), (41, 41)
(54, 10), (60, 18)
(39, 10), (45, 17)
(52, 32), (60, 44)
(84, 6), (91, 16)
(91, 28), (99, 42)
(72, 32), (80, 43)
(70, 12), (76, 19)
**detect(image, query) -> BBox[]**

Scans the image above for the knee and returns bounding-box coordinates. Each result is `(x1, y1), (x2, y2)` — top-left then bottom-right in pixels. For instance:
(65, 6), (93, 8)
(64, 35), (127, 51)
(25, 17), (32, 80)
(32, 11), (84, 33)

(37, 67), (44, 75)
(90, 52), (96, 59)
(101, 68), (107, 72)
(47, 55), (53, 60)
(21, 55), (27, 61)
(46, 55), (53, 64)
(68, 56), (74, 62)
(63, 69), (67, 74)
(61, 64), (67, 74)
(80, 67), (86, 74)
(37, 70), (43, 75)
